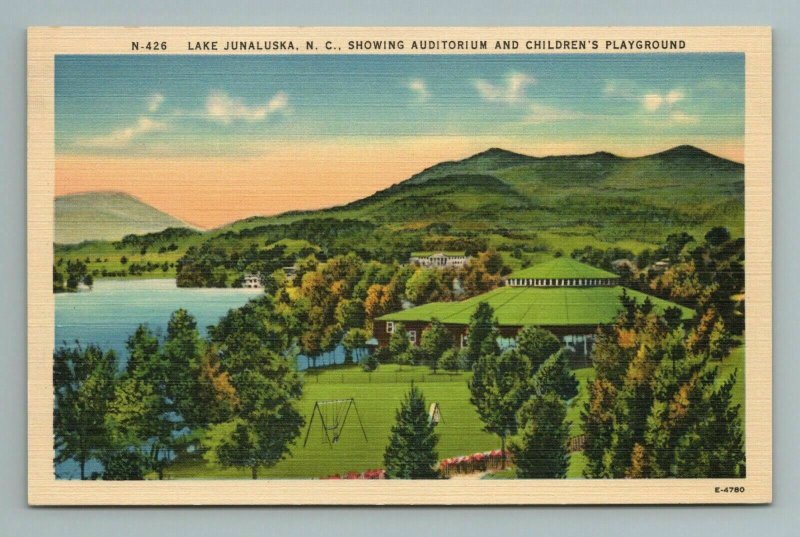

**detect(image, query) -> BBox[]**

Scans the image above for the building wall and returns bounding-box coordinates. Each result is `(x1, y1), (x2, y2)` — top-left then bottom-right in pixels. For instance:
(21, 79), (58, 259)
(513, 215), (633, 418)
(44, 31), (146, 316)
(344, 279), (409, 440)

(374, 320), (463, 348)
(373, 318), (601, 363)
(409, 254), (471, 269)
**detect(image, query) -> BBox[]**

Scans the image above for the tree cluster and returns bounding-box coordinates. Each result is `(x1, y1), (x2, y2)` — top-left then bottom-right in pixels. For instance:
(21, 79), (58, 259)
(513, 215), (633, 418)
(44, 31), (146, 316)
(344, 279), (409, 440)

(467, 304), (577, 477)
(53, 259), (92, 292)
(54, 301), (305, 480)
(581, 296), (744, 478)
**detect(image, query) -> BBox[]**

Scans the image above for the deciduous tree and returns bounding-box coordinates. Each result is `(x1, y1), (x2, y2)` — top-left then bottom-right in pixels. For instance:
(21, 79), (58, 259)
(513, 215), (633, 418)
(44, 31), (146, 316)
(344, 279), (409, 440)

(53, 345), (117, 480)
(419, 318), (453, 371)
(342, 328), (369, 364)
(216, 343), (304, 479)
(469, 347), (526, 467)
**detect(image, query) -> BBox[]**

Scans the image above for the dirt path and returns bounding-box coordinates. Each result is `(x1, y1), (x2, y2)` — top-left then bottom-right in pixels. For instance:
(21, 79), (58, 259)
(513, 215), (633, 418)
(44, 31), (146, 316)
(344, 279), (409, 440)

(446, 471), (489, 480)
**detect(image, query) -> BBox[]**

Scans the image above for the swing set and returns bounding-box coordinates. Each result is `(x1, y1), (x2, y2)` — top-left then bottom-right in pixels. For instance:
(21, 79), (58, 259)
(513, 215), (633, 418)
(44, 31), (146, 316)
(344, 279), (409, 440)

(303, 398), (368, 448)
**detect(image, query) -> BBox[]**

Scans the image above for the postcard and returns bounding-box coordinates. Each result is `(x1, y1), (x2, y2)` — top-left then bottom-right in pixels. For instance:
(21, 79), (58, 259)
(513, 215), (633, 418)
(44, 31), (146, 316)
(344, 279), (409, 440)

(28, 26), (771, 505)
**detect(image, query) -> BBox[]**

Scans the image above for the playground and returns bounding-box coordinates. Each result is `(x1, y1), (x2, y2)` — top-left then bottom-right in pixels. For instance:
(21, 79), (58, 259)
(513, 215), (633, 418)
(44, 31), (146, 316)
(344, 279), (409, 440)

(160, 345), (742, 480)
(162, 363), (591, 479)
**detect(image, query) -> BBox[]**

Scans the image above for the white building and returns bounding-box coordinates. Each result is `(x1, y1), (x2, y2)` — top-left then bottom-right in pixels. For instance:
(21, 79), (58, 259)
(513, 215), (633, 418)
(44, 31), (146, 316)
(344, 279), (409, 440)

(409, 252), (471, 269)
(242, 273), (262, 289)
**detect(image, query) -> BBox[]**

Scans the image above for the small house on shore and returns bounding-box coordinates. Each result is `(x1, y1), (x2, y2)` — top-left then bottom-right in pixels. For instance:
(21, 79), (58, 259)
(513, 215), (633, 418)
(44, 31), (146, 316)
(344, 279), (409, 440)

(374, 257), (693, 360)
(242, 273), (262, 289)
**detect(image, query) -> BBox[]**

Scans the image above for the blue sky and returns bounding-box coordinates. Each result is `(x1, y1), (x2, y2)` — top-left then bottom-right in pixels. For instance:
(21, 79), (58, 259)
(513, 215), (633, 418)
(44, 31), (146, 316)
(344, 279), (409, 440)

(56, 53), (744, 157)
(54, 53), (745, 227)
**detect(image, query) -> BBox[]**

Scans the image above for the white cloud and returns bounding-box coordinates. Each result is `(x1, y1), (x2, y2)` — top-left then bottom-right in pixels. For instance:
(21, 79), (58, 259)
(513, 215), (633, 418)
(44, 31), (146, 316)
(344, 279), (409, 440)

(642, 93), (664, 112)
(147, 93), (165, 113)
(267, 92), (289, 114)
(406, 78), (430, 102)
(642, 89), (685, 111)
(474, 72), (536, 104)
(76, 117), (168, 149)
(665, 89), (685, 104)
(205, 91), (289, 124)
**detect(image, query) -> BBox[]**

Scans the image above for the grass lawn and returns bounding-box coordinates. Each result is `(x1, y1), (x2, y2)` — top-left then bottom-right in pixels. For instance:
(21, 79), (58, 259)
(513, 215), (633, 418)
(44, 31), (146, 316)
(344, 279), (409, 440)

(163, 364), (499, 479)
(160, 343), (744, 480)
(567, 367), (595, 437)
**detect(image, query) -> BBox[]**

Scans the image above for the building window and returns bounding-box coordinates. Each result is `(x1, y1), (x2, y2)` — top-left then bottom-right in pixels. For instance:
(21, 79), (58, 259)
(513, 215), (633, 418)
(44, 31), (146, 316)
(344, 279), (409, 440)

(460, 333), (468, 348)
(386, 321), (394, 334)
(408, 330), (416, 344)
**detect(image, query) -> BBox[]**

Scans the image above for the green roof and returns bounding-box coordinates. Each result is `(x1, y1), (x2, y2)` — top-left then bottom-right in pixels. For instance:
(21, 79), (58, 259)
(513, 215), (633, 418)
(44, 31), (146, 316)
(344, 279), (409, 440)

(378, 285), (693, 327)
(508, 257), (619, 280)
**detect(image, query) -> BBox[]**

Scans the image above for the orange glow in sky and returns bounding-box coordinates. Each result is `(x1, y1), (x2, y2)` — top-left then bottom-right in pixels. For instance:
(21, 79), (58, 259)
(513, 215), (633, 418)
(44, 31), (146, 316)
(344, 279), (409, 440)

(56, 137), (744, 229)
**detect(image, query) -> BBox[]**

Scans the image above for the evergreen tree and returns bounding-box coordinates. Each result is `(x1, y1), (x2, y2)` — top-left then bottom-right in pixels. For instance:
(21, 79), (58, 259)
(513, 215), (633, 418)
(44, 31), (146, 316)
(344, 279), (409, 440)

(101, 450), (150, 480)
(708, 317), (734, 361)
(383, 383), (439, 479)
(695, 372), (745, 477)
(53, 345), (117, 480)
(388, 322), (411, 367)
(362, 351), (379, 372)
(217, 422), (262, 479)
(510, 394), (569, 478)
(581, 377), (617, 478)
(103, 375), (161, 477)
(161, 309), (205, 428)
(531, 348), (579, 401)
(122, 325), (176, 479)
(464, 302), (498, 368)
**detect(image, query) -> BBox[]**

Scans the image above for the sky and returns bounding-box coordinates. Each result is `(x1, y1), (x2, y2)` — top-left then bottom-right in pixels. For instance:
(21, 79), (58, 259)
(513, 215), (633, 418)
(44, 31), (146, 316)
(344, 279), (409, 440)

(55, 54), (745, 228)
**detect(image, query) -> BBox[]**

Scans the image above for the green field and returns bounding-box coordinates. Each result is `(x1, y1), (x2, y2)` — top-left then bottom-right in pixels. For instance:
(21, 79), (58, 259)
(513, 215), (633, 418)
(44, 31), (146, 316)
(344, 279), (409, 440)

(163, 363), (593, 479)
(158, 341), (744, 480)
(164, 364), (499, 479)
(55, 240), (189, 279)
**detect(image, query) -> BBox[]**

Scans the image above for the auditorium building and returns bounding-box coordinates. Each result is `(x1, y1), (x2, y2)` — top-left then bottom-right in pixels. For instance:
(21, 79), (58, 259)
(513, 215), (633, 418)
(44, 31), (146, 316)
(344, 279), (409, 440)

(374, 257), (693, 359)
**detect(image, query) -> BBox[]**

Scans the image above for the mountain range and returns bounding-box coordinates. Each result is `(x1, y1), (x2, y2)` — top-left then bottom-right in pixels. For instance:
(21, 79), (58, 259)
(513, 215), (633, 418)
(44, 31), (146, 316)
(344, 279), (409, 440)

(55, 192), (195, 244)
(55, 145), (743, 247)
(224, 144), (744, 245)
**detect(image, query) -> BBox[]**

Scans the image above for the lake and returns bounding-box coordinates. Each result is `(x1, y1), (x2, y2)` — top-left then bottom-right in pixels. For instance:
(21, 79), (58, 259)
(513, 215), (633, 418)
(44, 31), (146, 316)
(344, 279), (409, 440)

(55, 278), (350, 370)
(55, 279), (263, 366)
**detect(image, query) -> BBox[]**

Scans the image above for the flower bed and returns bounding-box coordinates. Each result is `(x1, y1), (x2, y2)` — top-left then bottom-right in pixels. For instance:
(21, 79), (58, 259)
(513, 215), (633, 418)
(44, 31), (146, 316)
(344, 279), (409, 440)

(437, 450), (511, 477)
(320, 468), (386, 480)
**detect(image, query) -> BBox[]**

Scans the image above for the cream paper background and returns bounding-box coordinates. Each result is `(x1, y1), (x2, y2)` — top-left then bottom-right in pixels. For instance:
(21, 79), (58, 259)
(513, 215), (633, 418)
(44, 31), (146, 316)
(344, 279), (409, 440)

(1, 0), (793, 534)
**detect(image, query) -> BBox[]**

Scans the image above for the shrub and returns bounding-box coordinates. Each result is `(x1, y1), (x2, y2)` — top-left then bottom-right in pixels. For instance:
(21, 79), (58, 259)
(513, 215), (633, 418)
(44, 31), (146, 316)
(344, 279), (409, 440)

(362, 352), (379, 372)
